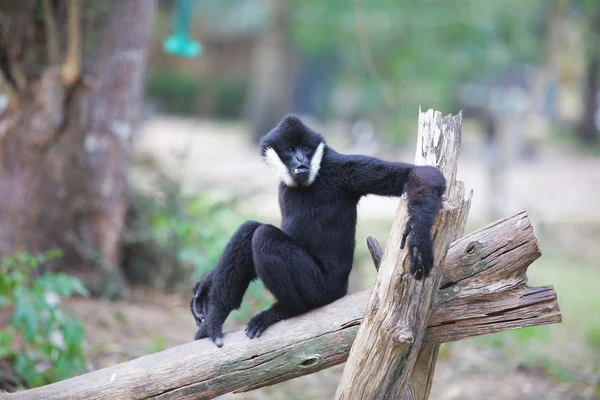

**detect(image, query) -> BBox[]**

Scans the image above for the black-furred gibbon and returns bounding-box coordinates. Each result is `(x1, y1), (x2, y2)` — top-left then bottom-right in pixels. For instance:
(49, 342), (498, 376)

(191, 115), (446, 347)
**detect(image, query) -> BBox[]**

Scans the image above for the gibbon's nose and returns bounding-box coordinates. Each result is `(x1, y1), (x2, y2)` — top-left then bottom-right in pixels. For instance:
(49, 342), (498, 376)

(294, 150), (307, 164)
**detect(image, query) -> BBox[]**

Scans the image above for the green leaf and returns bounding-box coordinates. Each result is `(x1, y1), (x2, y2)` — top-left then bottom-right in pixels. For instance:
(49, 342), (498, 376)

(61, 317), (85, 354)
(14, 353), (45, 388)
(0, 275), (16, 303)
(55, 352), (76, 380)
(12, 288), (39, 343)
(35, 273), (89, 299)
(0, 330), (13, 358)
(1, 250), (87, 386)
(2, 255), (15, 270)
(42, 248), (63, 261)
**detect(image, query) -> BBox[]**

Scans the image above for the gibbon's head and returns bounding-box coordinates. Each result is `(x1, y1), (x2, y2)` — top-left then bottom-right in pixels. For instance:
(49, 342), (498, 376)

(260, 115), (326, 187)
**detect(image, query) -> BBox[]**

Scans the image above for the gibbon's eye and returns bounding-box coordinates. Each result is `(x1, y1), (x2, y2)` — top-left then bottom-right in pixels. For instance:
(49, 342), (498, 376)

(302, 145), (310, 152)
(286, 146), (295, 153)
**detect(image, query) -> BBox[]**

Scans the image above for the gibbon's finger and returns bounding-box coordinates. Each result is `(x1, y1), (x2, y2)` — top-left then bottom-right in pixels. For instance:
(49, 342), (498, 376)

(247, 325), (258, 339)
(191, 301), (205, 326)
(198, 299), (211, 325)
(247, 310), (273, 338)
(400, 220), (412, 249)
(411, 246), (425, 280)
(255, 320), (270, 338)
(246, 324), (259, 339)
(246, 317), (265, 338)
(190, 287), (206, 320)
(421, 243), (434, 279)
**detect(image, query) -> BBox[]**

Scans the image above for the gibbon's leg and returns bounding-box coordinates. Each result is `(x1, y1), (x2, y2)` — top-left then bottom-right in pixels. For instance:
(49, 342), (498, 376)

(245, 224), (329, 339)
(194, 220), (262, 346)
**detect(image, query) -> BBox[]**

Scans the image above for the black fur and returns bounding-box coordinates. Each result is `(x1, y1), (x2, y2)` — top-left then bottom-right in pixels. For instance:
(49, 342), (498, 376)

(191, 115), (446, 347)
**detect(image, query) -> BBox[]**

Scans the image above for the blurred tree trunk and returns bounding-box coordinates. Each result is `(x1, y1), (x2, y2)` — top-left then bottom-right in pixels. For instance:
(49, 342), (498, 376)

(0, 1), (156, 297)
(245, 0), (298, 142)
(577, 54), (599, 145)
(577, 6), (600, 145)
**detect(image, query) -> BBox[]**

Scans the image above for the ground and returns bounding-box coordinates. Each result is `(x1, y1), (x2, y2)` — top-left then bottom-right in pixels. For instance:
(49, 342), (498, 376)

(65, 117), (600, 399)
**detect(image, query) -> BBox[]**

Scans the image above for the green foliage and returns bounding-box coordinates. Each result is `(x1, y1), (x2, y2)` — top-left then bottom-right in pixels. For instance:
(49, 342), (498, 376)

(289, 0), (549, 139)
(0, 250), (88, 389)
(159, 0), (555, 140)
(145, 70), (247, 118)
(586, 327), (600, 353)
(145, 70), (204, 116)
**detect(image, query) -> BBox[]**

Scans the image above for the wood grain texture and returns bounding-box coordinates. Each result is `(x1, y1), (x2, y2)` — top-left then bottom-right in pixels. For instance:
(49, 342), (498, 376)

(335, 109), (472, 399)
(3, 211), (561, 400)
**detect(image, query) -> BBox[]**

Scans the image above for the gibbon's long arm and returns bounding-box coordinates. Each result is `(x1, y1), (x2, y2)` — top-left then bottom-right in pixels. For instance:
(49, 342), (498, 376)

(339, 153), (446, 279)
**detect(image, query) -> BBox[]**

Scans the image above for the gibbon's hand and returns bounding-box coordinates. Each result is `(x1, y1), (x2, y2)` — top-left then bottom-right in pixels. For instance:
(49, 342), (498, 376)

(400, 216), (435, 280)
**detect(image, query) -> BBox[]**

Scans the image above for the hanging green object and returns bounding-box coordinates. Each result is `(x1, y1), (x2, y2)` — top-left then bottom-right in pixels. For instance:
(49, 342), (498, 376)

(163, 0), (202, 58)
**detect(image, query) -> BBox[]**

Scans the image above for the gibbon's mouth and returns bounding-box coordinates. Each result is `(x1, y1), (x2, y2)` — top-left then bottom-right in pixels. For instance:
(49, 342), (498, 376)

(293, 166), (309, 175)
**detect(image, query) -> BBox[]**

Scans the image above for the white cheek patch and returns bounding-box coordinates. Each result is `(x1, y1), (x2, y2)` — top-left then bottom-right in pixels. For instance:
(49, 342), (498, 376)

(308, 142), (325, 185)
(263, 147), (296, 187)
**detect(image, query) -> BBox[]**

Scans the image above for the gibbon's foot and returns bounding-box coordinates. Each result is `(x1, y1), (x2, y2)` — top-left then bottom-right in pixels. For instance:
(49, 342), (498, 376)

(245, 309), (282, 339)
(194, 323), (224, 348)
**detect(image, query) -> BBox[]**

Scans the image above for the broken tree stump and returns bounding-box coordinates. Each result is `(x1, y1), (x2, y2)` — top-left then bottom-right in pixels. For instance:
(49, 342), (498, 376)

(336, 109), (471, 399)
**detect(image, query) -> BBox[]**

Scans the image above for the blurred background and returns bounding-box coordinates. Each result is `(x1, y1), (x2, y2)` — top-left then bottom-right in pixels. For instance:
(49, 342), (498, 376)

(0, 0), (599, 398)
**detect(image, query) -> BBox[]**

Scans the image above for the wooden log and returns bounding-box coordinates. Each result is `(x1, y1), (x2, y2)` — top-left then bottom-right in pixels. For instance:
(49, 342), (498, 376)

(1, 211), (560, 400)
(335, 109), (472, 399)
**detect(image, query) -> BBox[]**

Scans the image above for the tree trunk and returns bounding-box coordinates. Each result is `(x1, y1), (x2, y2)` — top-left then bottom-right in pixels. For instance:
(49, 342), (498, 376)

(335, 110), (471, 399)
(0, 1), (156, 296)
(577, 54), (599, 145)
(244, 0), (298, 142)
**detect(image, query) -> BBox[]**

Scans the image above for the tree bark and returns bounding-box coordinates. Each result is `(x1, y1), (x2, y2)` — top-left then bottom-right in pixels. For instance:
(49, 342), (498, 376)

(0, 1), (156, 296)
(5, 210), (561, 400)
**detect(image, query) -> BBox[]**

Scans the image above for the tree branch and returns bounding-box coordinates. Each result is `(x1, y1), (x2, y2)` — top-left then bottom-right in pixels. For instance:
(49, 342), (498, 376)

(42, 0), (60, 65)
(61, 0), (81, 86)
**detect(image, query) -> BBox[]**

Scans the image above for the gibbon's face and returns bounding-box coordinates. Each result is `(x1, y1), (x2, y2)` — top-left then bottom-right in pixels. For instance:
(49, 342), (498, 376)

(261, 116), (326, 187)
